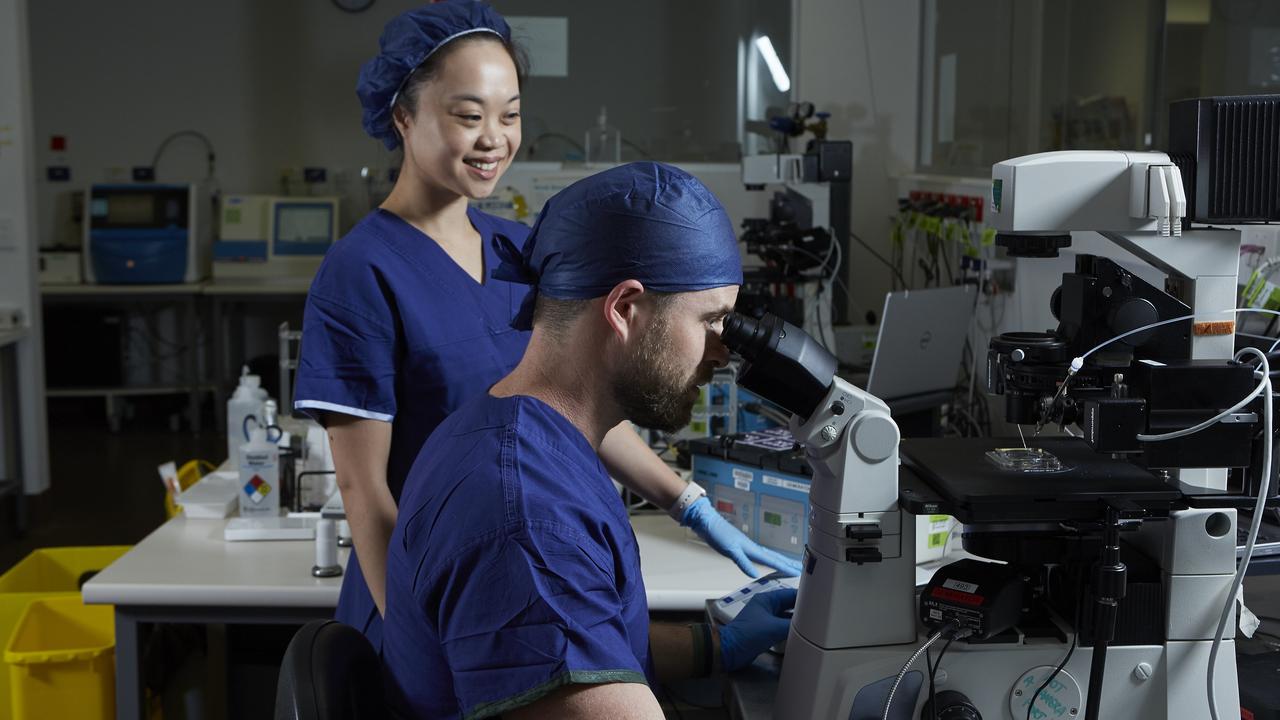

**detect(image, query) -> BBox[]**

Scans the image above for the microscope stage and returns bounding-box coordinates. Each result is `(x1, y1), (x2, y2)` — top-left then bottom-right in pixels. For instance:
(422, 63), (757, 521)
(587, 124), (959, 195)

(899, 437), (1182, 523)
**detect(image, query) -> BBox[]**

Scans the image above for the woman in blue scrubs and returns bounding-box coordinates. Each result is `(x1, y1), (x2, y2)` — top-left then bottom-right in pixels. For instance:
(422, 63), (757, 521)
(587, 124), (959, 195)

(294, 0), (800, 651)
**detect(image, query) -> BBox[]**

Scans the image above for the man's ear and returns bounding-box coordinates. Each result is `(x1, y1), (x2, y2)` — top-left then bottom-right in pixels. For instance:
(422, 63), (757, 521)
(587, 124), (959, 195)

(601, 280), (647, 343)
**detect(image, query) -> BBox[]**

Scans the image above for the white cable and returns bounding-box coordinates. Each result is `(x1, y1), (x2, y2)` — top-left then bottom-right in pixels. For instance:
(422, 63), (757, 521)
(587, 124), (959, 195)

(1046, 307), (1280, 420)
(1078, 307), (1280, 365)
(881, 627), (951, 720)
(1078, 313), (1195, 362)
(1207, 346), (1271, 720)
(1136, 366), (1266, 442)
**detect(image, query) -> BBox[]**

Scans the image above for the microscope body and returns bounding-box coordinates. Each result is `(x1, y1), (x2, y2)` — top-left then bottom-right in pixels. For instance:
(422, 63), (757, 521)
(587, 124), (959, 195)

(725, 145), (1259, 720)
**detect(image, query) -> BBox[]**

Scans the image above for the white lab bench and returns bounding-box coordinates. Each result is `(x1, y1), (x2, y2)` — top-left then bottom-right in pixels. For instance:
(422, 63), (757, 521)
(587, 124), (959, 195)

(84, 508), (765, 720)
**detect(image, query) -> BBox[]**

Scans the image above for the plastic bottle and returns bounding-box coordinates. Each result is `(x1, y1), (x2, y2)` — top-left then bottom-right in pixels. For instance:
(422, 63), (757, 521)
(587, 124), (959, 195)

(238, 427), (280, 517)
(584, 106), (621, 165)
(226, 366), (263, 468)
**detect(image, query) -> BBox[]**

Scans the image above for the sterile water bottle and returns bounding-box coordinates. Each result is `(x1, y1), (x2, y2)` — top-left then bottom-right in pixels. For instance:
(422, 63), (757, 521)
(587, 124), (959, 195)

(226, 367), (264, 468)
(584, 106), (621, 165)
(238, 427), (280, 517)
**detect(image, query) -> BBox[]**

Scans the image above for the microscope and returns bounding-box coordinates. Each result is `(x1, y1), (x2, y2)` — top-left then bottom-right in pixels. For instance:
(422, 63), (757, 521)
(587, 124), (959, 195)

(739, 102), (852, 338)
(720, 95), (1280, 719)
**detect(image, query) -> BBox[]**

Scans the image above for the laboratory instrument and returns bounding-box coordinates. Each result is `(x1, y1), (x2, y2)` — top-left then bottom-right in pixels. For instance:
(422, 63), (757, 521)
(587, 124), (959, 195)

(83, 183), (212, 284)
(38, 250), (82, 284)
(688, 427), (812, 561)
(213, 194), (339, 279)
(742, 128), (849, 335)
(719, 95), (1280, 720)
(740, 105), (851, 327)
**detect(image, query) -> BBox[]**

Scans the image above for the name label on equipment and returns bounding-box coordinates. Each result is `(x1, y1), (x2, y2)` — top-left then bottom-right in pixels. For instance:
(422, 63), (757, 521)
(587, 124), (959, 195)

(763, 474), (811, 494)
(732, 468), (752, 490)
(942, 578), (979, 594)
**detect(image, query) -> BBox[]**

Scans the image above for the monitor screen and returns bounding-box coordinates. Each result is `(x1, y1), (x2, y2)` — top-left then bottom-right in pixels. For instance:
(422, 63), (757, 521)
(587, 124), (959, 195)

(273, 202), (335, 255)
(106, 194), (155, 225)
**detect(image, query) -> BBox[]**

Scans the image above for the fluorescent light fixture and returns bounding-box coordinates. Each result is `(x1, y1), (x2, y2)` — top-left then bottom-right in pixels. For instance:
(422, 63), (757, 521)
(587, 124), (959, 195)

(755, 35), (790, 93)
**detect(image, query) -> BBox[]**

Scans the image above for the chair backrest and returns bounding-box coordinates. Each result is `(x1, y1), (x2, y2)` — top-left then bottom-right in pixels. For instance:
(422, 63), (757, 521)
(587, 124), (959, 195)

(274, 620), (387, 720)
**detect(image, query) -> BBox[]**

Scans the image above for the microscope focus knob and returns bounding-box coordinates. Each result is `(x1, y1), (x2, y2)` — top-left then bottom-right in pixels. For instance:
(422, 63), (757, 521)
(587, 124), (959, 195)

(851, 414), (899, 463)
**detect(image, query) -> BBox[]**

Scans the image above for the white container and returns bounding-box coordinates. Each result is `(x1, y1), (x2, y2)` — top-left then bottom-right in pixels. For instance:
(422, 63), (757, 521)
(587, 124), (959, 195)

(238, 428), (280, 517)
(226, 368), (263, 468)
(176, 472), (240, 518)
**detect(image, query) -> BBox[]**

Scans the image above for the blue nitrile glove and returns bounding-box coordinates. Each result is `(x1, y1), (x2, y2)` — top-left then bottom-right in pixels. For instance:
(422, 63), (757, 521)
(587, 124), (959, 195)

(719, 588), (798, 672)
(681, 496), (803, 577)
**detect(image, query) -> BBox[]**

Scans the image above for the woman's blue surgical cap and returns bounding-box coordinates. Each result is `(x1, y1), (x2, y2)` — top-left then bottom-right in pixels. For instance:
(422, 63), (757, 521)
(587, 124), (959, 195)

(493, 162), (743, 331)
(358, 0), (511, 150)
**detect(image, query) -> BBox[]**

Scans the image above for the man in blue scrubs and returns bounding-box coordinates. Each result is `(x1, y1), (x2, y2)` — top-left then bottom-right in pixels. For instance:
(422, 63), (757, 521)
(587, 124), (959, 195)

(383, 162), (797, 719)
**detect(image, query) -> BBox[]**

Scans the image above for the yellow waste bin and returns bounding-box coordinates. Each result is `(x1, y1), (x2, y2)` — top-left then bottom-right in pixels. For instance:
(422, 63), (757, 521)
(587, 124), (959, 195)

(4, 596), (114, 719)
(0, 546), (130, 719)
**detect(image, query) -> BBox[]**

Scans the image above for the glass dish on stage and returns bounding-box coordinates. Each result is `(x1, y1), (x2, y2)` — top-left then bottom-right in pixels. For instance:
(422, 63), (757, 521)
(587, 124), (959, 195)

(985, 447), (1067, 473)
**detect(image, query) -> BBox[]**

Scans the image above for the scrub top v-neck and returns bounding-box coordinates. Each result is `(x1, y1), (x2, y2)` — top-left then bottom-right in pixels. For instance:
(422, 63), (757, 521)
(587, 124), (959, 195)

(294, 206), (532, 646)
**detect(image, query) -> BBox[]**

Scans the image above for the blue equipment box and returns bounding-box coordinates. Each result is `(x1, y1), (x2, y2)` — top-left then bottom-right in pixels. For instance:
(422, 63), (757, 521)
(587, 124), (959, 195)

(84, 183), (211, 284)
(689, 427), (811, 560)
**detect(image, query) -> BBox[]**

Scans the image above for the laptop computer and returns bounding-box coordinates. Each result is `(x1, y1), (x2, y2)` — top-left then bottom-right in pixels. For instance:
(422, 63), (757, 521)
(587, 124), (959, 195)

(864, 285), (977, 400)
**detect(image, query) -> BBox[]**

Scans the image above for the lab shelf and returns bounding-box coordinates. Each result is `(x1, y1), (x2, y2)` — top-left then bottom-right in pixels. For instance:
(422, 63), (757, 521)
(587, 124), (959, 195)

(45, 385), (219, 433)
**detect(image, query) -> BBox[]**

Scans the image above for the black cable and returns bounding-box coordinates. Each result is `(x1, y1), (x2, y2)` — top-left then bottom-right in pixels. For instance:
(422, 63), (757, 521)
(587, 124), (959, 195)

(927, 633), (956, 720)
(850, 230), (908, 288)
(151, 130), (216, 179)
(1027, 626), (1078, 720)
(1028, 548), (1089, 720)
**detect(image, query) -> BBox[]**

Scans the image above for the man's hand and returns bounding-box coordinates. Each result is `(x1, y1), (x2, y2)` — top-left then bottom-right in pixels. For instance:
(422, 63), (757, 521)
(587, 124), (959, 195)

(681, 496), (803, 577)
(719, 588), (798, 672)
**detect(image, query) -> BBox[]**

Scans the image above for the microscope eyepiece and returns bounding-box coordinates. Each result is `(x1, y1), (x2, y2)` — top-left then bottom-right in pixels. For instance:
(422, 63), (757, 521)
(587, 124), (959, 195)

(719, 312), (837, 421)
(721, 312), (768, 359)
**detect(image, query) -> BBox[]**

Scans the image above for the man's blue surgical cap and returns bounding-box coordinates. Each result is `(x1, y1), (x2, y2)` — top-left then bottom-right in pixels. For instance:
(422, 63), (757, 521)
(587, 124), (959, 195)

(358, 0), (511, 150)
(493, 162), (743, 331)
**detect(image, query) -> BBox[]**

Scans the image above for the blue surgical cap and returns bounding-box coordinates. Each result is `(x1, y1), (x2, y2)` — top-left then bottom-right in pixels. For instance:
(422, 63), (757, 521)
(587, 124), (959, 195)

(493, 162), (743, 331)
(358, 1), (511, 150)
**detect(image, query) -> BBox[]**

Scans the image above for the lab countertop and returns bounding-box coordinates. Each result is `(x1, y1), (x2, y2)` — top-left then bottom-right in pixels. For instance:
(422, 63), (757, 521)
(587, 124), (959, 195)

(82, 515), (349, 608)
(630, 513), (771, 611)
(202, 277), (313, 295)
(82, 509), (765, 611)
(41, 278), (314, 297)
(41, 283), (204, 296)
